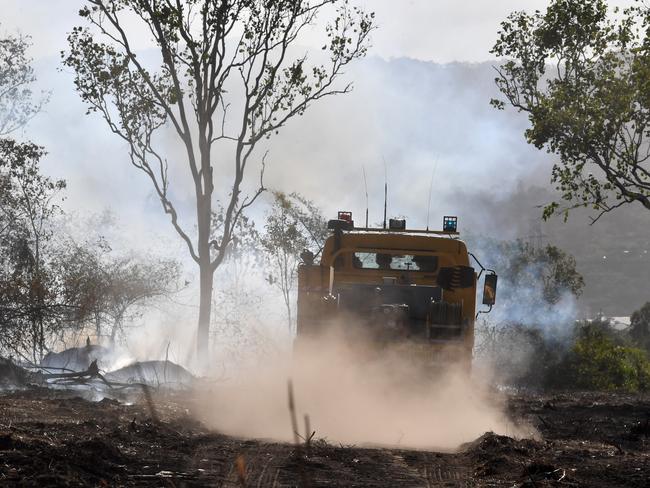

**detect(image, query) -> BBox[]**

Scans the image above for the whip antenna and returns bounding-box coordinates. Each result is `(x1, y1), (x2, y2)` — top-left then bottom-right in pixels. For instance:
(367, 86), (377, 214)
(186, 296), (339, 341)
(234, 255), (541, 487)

(362, 166), (369, 228)
(382, 156), (388, 229)
(426, 157), (439, 231)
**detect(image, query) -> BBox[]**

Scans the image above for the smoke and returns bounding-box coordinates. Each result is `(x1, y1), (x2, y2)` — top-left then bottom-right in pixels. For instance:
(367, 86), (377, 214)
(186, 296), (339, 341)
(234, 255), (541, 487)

(192, 324), (534, 450)
(8, 1), (648, 413)
(482, 263), (579, 338)
(461, 231), (584, 386)
(469, 234), (580, 328)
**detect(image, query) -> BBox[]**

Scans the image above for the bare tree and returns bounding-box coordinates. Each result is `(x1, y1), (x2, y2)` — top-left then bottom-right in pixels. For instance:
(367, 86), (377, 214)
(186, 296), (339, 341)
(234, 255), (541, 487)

(64, 0), (373, 361)
(104, 256), (181, 342)
(57, 240), (181, 343)
(0, 140), (66, 361)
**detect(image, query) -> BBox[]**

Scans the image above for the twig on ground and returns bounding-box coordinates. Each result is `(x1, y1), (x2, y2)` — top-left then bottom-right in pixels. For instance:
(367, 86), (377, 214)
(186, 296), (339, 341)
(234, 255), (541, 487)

(287, 379), (311, 487)
(235, 454), (247, 488)
(304, 415), (315, 456)
(288, 380), (300, 447)
(537, 415), (552, 430)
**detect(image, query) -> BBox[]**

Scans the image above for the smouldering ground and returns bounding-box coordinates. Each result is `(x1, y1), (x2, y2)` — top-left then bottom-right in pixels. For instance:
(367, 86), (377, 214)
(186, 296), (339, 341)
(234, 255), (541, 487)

(0, 387), (648, 487)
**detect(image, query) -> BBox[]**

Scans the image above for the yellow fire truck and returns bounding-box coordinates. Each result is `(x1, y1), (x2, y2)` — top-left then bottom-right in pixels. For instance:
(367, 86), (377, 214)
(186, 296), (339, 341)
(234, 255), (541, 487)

(296, 212), (497, 368)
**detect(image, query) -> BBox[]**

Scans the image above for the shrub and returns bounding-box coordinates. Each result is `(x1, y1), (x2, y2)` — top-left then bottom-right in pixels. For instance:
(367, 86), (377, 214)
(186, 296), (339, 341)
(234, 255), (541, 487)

(566, 325), (650, 392)
(630, 302), (650, 353)
(477, 320), (650, 392)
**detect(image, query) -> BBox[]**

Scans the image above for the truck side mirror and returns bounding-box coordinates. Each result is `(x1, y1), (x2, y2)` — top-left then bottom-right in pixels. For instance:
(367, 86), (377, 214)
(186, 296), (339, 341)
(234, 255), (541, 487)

(482, 274), (497, 306)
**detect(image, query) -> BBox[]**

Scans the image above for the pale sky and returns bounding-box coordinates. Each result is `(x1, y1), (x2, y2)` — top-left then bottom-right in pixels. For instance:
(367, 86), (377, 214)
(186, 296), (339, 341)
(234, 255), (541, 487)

(0, 0), (637, 236)
(0, 0), (640, 247)
(1, 0), (635, 63)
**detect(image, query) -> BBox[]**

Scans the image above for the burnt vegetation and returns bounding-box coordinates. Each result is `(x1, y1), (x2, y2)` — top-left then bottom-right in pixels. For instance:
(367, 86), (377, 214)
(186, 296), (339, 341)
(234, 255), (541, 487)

(0, 30), (180, 364)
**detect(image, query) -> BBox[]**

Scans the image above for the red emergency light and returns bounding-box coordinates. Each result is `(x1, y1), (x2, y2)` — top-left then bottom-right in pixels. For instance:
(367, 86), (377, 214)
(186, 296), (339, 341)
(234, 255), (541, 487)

(338, 211), (353, 223)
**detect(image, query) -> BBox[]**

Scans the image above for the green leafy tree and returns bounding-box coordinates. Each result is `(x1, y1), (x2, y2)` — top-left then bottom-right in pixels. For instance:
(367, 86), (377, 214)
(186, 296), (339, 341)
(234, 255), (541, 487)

(491, 0), (650, 222)
(63, 0), (374, 362)
(630, 301), (650, 351)
(261, 191), (326, 332)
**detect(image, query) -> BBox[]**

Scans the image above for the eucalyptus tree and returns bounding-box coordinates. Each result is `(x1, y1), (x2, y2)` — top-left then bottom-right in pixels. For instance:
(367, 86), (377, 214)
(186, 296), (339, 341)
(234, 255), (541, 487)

(64, 0), (373, 361)
(492, 0), (650, 222)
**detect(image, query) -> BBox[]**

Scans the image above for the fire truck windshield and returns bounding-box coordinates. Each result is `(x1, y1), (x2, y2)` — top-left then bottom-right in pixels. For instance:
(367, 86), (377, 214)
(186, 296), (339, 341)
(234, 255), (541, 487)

(352, 252), (438, 272)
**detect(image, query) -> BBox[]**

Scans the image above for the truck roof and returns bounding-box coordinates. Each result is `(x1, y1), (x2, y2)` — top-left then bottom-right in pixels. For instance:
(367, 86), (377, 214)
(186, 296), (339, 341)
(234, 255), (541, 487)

(321, 229), (469, 267)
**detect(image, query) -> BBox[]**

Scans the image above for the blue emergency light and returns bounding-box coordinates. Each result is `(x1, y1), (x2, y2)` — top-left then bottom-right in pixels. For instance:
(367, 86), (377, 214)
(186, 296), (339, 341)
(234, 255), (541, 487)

(443, 216), (458, 233)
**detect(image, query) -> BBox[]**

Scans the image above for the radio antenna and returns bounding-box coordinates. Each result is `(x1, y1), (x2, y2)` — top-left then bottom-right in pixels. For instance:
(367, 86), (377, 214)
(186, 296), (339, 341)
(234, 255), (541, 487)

(382, 156), (388, 229)
(426, 157), (439, 231)
(362, 166), (369, 228)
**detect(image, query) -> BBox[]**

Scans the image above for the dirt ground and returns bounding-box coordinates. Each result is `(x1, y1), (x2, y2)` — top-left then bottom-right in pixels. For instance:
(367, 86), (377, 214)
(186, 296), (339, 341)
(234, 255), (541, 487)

(0, 386), (648, 487)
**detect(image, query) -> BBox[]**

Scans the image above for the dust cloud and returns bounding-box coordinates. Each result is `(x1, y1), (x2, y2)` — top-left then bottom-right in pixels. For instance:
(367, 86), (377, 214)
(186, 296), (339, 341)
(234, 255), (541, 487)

(192, 325), (534, 451)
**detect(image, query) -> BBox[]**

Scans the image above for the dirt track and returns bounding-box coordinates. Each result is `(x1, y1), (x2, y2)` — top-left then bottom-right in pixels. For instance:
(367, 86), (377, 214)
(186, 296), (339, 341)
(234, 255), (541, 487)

(0, 387), (648, 487)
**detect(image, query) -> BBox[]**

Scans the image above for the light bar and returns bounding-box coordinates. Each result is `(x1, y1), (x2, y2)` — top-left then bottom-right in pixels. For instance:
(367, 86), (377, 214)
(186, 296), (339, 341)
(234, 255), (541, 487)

(389, 218), (406, 230)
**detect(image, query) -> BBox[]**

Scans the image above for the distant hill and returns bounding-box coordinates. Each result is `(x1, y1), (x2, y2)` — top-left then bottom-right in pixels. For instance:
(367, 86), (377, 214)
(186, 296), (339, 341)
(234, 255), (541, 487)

(457, 185), (650, 316)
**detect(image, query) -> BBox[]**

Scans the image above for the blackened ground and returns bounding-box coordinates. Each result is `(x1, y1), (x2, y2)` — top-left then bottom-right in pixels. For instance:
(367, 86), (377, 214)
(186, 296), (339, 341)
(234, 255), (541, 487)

(0, 387), (648, 487)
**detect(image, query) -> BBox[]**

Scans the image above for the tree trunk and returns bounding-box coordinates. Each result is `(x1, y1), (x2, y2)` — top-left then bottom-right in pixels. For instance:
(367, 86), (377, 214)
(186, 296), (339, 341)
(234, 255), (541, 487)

(283, 284), (292, 333)
(197, 255), (214, 362)
(195, 119), (215, 364)
(109, 315), (121, 345)
(95, 312), (102, 341)
(196, 187), (214, 363)
(287, 301), (293, 334)
(38, 316), (44, 361)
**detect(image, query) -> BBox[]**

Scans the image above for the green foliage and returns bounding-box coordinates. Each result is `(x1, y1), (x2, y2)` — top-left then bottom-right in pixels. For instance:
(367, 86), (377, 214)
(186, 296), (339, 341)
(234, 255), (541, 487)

(492, 0), (650, 221)
(479, 319), (650, 392)
(262, 192), (327, 258)
(62, 0), (374, 269)
(630, 301), (650, 352)
(566, 322), (650, 391)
